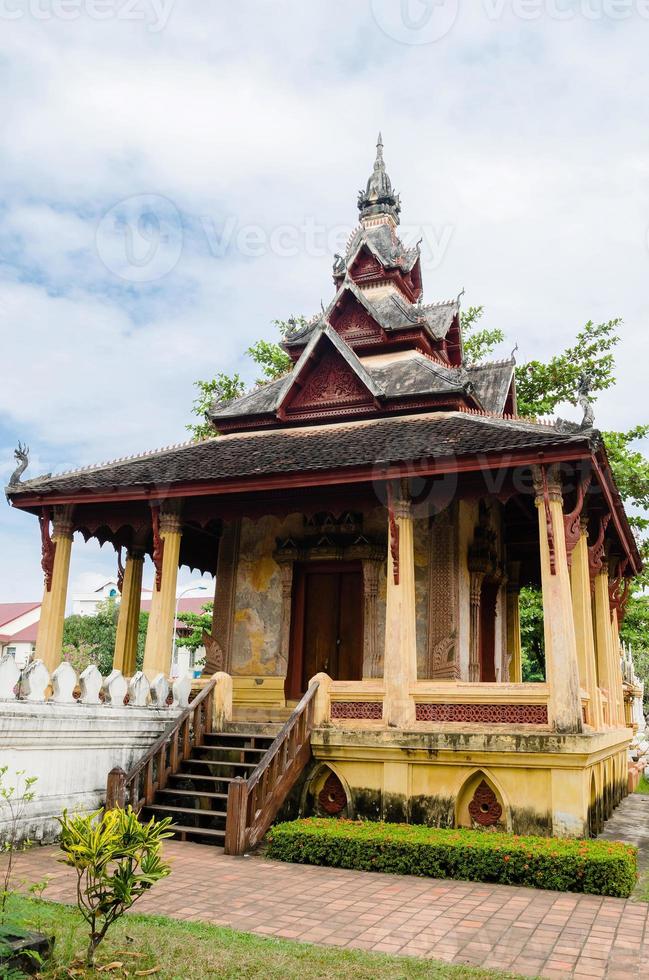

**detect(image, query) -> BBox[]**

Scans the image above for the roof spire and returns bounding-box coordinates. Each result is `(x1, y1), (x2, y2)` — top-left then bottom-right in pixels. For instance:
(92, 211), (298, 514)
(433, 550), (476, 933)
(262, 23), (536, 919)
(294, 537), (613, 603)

(358, 132), (401, 225)
(375, 132), (384, 165)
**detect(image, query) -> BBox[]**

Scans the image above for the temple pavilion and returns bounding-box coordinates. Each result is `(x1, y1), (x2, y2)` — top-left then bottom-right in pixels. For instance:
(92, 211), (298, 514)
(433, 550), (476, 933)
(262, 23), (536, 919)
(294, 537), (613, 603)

(6, 137), (641, 840)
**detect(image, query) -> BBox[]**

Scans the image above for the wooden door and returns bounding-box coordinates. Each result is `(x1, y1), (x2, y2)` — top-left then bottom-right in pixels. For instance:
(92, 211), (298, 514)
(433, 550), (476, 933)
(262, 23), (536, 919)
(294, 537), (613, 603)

(302, 572), (340, 681)
(479, 581), (499, 682)
(286, 562), (364, 699)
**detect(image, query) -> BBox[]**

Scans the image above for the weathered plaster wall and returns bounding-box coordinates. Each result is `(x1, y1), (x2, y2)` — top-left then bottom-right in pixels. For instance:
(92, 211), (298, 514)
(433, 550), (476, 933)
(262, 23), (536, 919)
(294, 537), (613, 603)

(231, 509), (391, 680)
(231, 514), (302, 677)
(311, 728), (630, 837)
(0, 701), (177, 843)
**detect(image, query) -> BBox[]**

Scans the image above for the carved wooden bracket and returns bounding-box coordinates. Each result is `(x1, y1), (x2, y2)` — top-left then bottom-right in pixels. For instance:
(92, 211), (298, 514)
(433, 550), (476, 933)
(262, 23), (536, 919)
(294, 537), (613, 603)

(151, 505), (165, 591)
(386, 482), (399, 585)
(39, 507), (56, 592)
(202, 631), (225, 674)
(563, 474), (592, 568)
(609, 558), (630, 621)
(588, 513), (611, 581)
(116, 547), (125, 595)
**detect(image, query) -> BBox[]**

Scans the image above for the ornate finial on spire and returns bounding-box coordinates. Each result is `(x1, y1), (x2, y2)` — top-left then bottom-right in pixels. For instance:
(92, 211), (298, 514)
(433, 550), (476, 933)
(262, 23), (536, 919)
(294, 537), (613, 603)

(375, 132), (384, 165)
(358, 132), (401, 225)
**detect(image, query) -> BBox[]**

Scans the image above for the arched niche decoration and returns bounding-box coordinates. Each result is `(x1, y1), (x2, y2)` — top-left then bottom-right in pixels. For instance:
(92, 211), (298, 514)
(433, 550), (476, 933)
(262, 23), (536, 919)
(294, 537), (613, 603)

(301, 762), (353, 819)
(456, 769), (510, 832)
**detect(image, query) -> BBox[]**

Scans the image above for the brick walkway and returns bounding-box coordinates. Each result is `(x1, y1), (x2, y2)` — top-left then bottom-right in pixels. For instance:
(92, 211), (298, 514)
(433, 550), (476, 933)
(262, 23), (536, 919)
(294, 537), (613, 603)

(7, 842), (649, 979)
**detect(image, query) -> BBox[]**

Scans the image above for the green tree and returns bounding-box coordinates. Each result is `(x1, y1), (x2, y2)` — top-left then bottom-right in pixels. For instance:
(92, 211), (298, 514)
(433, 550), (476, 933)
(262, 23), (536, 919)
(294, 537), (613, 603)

(619, 593), (649, 709)
(189, 372), (246, 441)
(176, 601), (213, 654)
(512, 317), (620, 418)
(519, 586), (546, 682)
(186, 317), (304, 439)
(62, 599), (149, 676)
(461, 305), (505, 364)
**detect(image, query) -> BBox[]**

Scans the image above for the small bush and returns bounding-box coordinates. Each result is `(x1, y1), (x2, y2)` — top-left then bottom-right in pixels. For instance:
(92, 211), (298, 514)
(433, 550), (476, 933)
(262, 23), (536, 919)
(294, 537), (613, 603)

(266, 819), (637, 898)
(58, 807), (172, 965)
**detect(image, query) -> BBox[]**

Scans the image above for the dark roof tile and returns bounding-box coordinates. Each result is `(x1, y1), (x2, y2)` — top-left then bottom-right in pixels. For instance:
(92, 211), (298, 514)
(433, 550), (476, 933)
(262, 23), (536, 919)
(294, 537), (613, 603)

(7, 413), (593, 499)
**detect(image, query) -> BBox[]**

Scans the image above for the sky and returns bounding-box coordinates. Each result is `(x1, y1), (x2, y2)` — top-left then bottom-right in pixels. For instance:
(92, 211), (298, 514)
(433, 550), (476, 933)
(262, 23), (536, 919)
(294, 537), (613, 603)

(0, 0), (648, 602)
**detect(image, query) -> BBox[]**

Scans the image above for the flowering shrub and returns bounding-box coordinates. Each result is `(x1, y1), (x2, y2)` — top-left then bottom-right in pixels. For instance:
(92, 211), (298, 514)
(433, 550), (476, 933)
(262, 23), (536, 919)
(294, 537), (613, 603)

(266, 819), (637, 898)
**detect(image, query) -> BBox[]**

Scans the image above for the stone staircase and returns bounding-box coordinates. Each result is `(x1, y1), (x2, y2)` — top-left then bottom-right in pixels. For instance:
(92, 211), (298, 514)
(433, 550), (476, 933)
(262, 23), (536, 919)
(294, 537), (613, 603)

(141, 726), (280, 845)
(111, 676), (319, 853)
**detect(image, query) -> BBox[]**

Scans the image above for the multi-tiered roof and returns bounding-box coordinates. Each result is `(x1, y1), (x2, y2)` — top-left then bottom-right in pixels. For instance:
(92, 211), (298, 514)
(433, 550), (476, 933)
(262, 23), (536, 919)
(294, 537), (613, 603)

(211, 135), (515, 433)
(5, 137), (641, 581)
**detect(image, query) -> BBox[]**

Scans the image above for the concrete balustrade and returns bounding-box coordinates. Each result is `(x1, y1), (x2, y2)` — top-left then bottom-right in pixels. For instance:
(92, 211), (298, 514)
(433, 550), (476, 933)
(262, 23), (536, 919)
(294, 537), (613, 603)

(0, 654), (195, 710)
(0, 657), (224, 844)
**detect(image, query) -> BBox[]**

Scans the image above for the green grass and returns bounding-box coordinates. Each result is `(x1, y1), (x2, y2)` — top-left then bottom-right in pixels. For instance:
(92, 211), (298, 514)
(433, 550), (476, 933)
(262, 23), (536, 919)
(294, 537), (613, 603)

(636, 872), (649, 903)
(634, 774), (649, 794)
(3, 895), (520, 980)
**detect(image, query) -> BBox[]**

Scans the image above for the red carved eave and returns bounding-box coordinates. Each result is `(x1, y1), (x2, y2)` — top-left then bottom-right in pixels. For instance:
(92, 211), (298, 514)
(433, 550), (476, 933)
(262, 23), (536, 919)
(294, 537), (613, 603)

(328, 293), (386, 347)
(336, 246), (422, 303)
(279, 345), (377, 422)
(287, 327), (454, 365)
(444, 313), (463, 368)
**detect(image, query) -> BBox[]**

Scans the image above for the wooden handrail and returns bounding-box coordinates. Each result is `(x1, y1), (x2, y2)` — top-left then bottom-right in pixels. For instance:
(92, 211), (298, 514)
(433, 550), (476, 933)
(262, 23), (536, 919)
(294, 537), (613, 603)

(224, 681), (319, 855)
(106, 676), (218, 813)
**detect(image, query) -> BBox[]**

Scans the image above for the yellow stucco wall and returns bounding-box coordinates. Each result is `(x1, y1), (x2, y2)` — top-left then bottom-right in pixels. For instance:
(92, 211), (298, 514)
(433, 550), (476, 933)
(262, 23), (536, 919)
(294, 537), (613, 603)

(310, 729), (630, 838)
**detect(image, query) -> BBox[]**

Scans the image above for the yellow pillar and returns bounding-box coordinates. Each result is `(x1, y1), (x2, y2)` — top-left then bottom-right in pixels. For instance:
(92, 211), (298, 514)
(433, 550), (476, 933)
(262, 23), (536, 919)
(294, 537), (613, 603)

(113, 551), (144, 676)
(383, 486), (417, 727)
(533, 466), (582, 734)
(610, 607), (625, 726)
(570, 525), (603, 729)
(142, 508), (182, 679)
(506, 578), (522, 683)
(35, 507), (74, 673)
(593, 570), (617, 727)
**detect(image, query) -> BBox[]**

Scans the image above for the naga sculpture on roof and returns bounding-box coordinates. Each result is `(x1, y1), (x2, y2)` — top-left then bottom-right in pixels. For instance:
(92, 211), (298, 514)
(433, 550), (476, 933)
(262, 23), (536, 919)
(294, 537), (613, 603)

(577, 371), (595, 428)
(8, 442), (29, 487)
